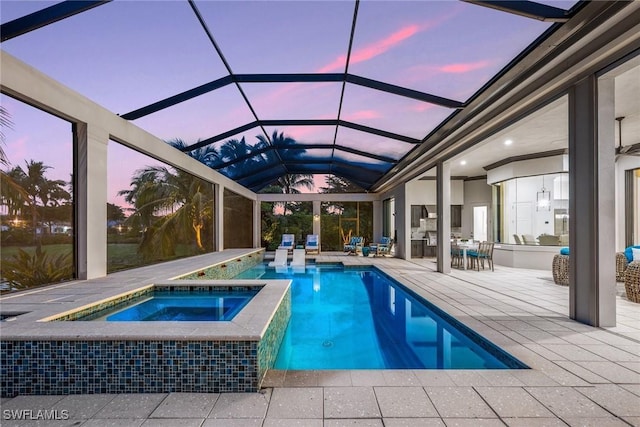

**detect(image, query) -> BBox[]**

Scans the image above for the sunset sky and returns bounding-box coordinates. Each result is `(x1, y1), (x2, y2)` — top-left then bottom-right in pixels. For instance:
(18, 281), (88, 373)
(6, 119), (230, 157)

(0, 0), (572, 204)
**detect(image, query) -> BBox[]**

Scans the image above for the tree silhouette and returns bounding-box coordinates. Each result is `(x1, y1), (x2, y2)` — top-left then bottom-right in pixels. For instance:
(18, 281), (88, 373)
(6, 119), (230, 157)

(168, 138), (222, 168)
(119, 165), (213, 259)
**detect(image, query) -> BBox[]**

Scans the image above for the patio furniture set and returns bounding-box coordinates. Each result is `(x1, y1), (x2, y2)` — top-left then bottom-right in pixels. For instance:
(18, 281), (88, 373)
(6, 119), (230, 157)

(552, 245), (640, 303)
(451, 240), (495, 271)
(344, 236), (393, 257)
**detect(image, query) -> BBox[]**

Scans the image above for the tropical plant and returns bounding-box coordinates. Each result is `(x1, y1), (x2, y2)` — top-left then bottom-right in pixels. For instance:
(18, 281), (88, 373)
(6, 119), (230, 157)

(119, 165), (213, 260)
(1, 246), (73, 290)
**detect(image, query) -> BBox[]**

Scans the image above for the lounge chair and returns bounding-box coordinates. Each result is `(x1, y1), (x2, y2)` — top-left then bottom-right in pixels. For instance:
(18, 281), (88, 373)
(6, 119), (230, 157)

(522, 234), (538, 245)
(513, 234), (523, 245)
(344, 236), (363, 255)
(371, 236), (392, 257)
(277, 234), (295, 252)
(305, 234), (319, 254)
(290, 248), (306, 272)
(268, 249), (288, 267)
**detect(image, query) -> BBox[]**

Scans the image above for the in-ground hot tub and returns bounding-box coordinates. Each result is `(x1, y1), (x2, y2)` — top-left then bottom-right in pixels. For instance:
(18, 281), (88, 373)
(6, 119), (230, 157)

(2, 278), (290, 397)
(69, 286), (261, 322)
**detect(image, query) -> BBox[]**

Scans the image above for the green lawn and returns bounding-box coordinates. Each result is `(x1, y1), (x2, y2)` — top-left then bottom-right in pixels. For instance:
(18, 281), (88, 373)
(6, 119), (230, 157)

(2, 243), (208, 274)
(1, 244), (73, 261)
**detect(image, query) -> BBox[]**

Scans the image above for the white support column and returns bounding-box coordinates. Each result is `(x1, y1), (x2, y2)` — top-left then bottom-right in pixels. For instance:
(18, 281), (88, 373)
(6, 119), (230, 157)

(75, 122), (108, 280)
(312, 200), (321, 249)
(373, 199), (382, 242)
(215, 184), (224, 251)
(437, 161), (451, 273)
(568, 75), (616, 326)
(253, 198), (260, 248)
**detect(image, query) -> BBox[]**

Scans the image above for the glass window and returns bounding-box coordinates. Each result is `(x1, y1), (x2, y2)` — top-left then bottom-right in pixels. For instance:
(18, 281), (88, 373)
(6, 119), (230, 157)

(107, 140), (214, 273)
(224, 189), (253, 248)
(495, 173), (569, 245)
(1, 95), (74, 291)
(261, 202), (312, 251)
(321, 201), (373, 251)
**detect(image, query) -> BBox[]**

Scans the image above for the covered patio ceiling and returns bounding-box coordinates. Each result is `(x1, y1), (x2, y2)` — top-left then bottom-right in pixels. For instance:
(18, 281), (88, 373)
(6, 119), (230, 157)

(1, 0), (583, 191)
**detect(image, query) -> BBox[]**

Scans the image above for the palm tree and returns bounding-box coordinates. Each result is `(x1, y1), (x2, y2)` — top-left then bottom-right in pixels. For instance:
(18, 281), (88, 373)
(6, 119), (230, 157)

(119, 165), (213, 259)
(256, 130), (300, 164)
(320, 175), (364, 194)
(20, 161), (69, 239)
(276, 174), (314, 194)
(168, 138), (222, 168)
(1, 166), (28, 217)
(0, 105), (13, 167)
(219, 137), (257, 177)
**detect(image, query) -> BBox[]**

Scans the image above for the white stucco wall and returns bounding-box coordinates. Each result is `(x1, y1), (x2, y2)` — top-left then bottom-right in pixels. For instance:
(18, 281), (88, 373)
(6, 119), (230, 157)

(615, 155), (640, 250)
(405, 179), (464, 205)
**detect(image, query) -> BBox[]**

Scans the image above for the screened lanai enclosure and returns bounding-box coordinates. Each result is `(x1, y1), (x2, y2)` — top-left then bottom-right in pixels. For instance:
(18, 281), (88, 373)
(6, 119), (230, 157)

(1, 0), (639, 331)
(0, 0), (582, 189)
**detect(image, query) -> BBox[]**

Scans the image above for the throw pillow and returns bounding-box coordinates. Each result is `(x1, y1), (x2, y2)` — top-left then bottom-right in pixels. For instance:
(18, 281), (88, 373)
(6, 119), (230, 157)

(633, 248), (640, 262)
(560, 247), (570, 255)
(625, 245), (640, 263)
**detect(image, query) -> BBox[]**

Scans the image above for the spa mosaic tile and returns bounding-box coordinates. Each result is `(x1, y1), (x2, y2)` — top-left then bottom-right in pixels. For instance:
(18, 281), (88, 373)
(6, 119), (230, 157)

(179, 250), (265, 280)
(0, 340), (260, 397)
(258, 288), (291, 385)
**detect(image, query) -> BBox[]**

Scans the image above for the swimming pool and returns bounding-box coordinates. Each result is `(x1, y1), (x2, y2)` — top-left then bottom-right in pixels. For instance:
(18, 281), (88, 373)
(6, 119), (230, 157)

(235, 264), (527, 370)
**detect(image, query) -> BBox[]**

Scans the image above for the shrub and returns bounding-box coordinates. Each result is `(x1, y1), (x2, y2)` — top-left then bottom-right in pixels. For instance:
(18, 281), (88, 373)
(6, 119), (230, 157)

(1, 246), (73, 290)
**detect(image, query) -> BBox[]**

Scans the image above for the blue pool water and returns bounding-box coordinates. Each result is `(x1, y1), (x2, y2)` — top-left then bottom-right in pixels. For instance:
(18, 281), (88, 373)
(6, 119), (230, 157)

(104, 290), (258, 321)
(235, 264), (527, 369)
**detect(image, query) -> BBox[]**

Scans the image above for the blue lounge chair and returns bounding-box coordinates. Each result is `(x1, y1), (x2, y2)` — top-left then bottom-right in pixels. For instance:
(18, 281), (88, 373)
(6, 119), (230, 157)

(305, 234), (319, 254)
(277, 234), (295, 252)
(344, 236), (363, 255)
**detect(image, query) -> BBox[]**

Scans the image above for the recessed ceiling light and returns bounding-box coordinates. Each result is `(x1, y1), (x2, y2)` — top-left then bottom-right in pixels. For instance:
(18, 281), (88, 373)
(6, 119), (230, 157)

(460, 160), (467, 165)
(504, 139), (513, 146)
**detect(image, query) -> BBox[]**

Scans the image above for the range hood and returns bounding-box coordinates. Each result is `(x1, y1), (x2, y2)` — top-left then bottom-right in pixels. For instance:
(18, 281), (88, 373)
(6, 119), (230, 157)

(425, 205), (437, 219)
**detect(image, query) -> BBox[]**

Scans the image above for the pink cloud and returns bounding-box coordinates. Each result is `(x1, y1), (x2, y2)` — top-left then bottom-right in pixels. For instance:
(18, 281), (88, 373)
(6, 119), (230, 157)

(283, 125), (330, 141)
(343, 110), (381, 121)
(408, 103), (436, 113)
(318, 24), (422, 73)
(438, 60), (491, 74)
(317, 4), (463, 74)
(401, 60), (493, 87)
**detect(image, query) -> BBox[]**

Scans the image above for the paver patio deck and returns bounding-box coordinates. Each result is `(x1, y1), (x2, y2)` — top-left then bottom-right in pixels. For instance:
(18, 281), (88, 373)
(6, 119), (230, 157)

(1, 251), (639, 426)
